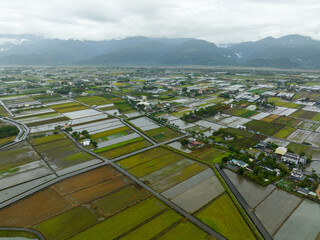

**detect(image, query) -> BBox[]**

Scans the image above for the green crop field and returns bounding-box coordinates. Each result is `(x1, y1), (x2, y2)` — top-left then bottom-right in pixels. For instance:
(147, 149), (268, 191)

(93, 137), (144, 153)
(50, 102), (88, 113)
(70, 197), (167, 240)
(93, 185), (150, 216)
(0, 230), (38, 239)
(116, 147), (171, 169)
(274, 101), (302, 109)
(145, 127), (183, 143)
(190, 146), (230, 164)
(151, 163), (208, 192)
(0, 136), (15, 146)
(128, 153), (184, 178)
(0, 105), (10, 117)
(157, 221), (208, 240)
(91, 126), (129, 139)
(26, 116), (69, 127)
(287, 142), (308, 155)
(30, 133), (66, 146)
(196, 193), (256, 240)
(224, 109), (258, 118)
(99, 140), (151, 159)
(290, 110), (316, 120)
(272, 116), (301, 127)
(245, 120), (284, 136)
(273, 126), (296, 139)
(75, 96), (111, 106)
(311, 113), (320, 122)
(120, 209), (182, 240)
(34, 206), (100, 240)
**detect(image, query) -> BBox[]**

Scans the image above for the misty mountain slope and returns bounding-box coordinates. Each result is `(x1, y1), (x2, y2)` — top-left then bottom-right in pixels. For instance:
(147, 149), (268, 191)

(0, 34), (320, 68)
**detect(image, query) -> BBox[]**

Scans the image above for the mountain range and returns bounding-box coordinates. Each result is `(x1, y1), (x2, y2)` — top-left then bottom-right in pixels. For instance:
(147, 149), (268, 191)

(0, 34), (319, 68)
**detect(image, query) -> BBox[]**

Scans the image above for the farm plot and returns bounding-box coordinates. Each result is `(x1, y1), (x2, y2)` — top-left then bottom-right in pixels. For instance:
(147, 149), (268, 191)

(269, 106), (296, 116)
(16, 112), (63, 124)
(190, 145), (230, 164)
(194, 120), (225, 131)
(75, 96), (111, 106)
(0, 165), (203, 240)
(71, 113), (108, 125)
(224, 108), (258, 118)
(264, 137), (290, 147)
(14, 108), (56, 118)
(0, 105), (10, 117)
(130, 116), (159, 131)
(206, 113), (229, 122)
(30, 120), (71, 133)
(120, 209), (182, 240)
(244, 120), (284, 135)
(219, 116), (251, 128)
(0, 160), (53, 190)
(70, 197), (167, 240)
(50, 102), (88, 113)
(272, 116), (301, 127)
(290, 110), (316, 120)
(196, 193), (256, 240)
(0, 141), (41, 171)
(170, 174), (224, 213)
(157, 221), (208, 240)
(170, 119), (195, 129)
(72, 118), (124, 135)
(304, 132), (320, 147)
(302, 105), (320, 112)
(273, 126), (296, 139)
(297, 121), (320, 131)
(97, 139), (151, 159)
(255, 189), (301, 235)
(144, 126), (183, 143)
(275, 200), (320, 240)
(167, 141), (192, 153)
(32, 134), (100, 172)
(287, 129), (311, 143)
(224, 169), (276, 208)
(62, 109), (101, 119)
(250, 112), (270, 120)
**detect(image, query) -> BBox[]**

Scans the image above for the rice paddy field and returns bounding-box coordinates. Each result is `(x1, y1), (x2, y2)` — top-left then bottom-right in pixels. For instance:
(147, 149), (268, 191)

(196, 193), (256, 240)
(144, 126), (183, 143)
(273, 126), (296, 139)
(244, 120), (284, 135)
(30, 133), (101, 174)
(74, 96), (111, 106)
(0, 165), (209, 240)
(224, 108), (258, 118)
(190, 145), (230, 164)
(50, 102), (89, 113)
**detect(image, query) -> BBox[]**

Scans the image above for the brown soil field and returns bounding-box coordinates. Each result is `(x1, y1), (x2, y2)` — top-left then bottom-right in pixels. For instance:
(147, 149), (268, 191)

(0, 188), (71, 227)
(52, 166), (120, 195)
(65, 175), (131, 205)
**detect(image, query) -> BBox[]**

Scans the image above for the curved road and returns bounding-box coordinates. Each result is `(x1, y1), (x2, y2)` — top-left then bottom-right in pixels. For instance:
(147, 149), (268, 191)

(0, 227), (45, 240)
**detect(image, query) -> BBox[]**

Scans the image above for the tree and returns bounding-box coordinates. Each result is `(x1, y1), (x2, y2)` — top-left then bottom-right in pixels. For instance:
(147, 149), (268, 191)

(180, 139), (189, 146)
(237, 167), (245, 175)
(91, 140), (97, 148)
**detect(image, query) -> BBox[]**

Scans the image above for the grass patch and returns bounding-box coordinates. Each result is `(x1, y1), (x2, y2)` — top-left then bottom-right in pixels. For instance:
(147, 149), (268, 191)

(244, 120), (284, 136)
(34, 206), (100, 240)
(70, 197), (166, 240)
(196, 193), (256, 240)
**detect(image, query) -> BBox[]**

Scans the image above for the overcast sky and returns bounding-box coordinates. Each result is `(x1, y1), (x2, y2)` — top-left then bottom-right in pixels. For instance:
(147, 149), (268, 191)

(1, 0), (320, 43)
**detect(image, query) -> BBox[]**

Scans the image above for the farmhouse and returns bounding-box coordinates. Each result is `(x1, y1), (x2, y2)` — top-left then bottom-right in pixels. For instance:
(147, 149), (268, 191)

(230, 159), (248, 168)
(290, 168), (305, 181)
(282, 152), (300, 166)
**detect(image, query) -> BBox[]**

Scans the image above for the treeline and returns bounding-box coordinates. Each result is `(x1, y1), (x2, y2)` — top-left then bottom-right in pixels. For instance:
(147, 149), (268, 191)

(0, 125), (19, 138)
(182, 104), (230, 122)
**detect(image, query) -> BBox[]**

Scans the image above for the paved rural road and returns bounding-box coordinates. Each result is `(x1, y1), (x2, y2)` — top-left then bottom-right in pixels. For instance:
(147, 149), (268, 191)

(0, 117), (30, 150)
(0, 227), (46, 240)
(0, 100), (14, 117)
(215, 164), (273, 240)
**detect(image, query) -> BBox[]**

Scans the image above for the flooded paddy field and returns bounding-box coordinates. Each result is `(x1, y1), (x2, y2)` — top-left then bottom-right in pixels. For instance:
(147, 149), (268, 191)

(255, 189), (302, 235)
(0, 165), (209, 240)
(274, 199), (320, 240)
(224, 169), (276, 208)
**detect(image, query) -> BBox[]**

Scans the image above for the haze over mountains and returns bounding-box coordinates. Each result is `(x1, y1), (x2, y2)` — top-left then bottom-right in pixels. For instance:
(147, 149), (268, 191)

(0, 34), (319, 68)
